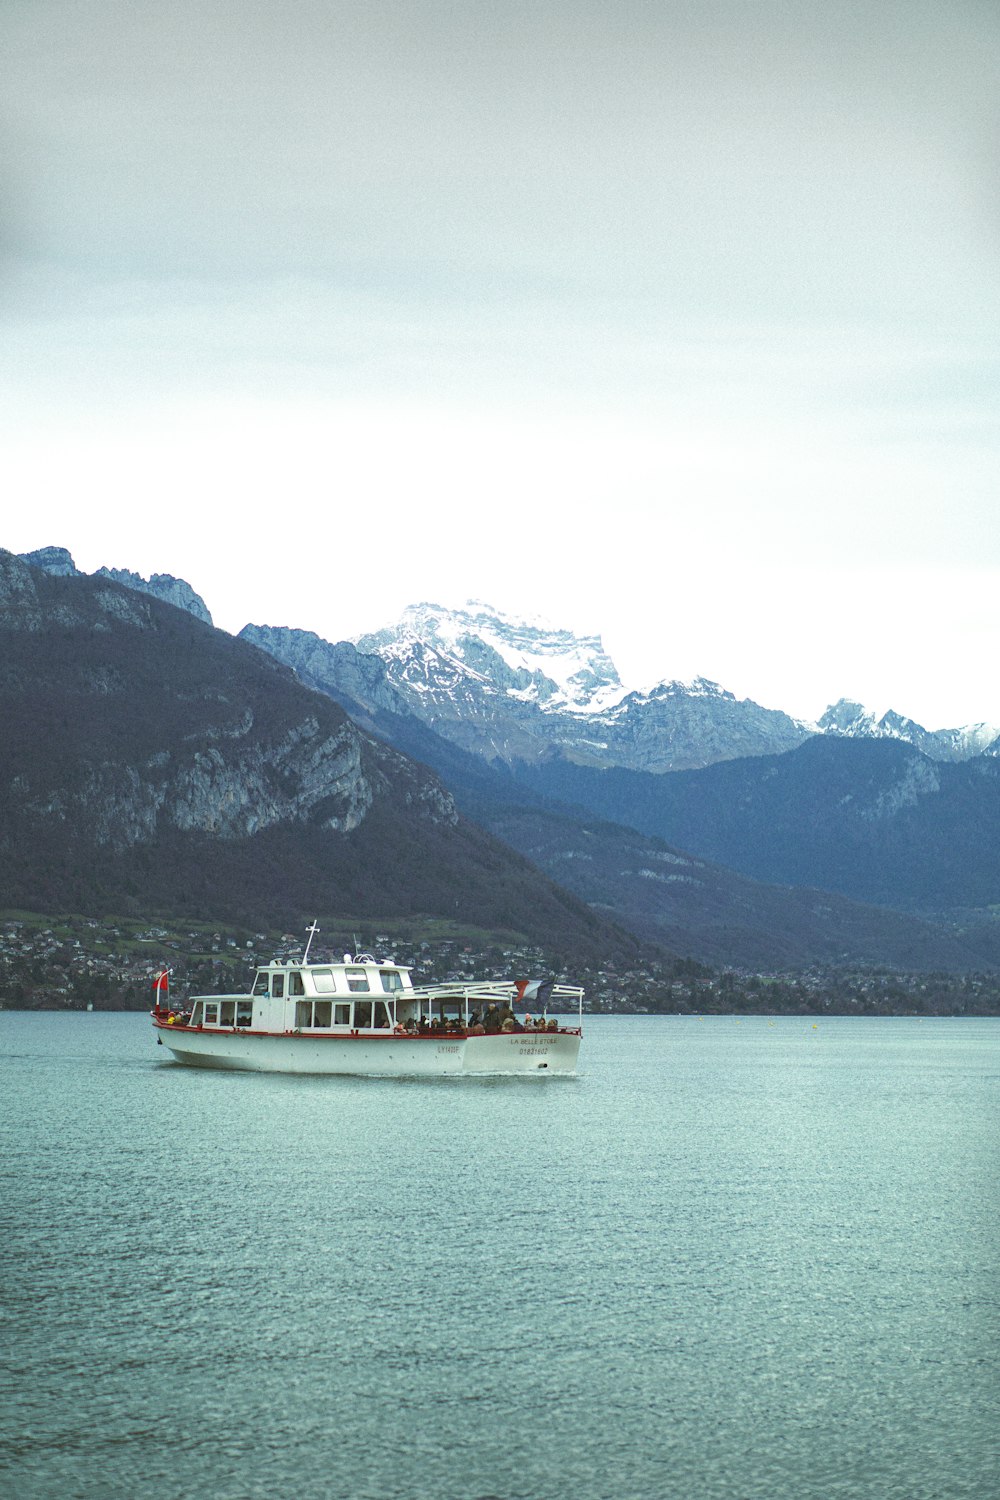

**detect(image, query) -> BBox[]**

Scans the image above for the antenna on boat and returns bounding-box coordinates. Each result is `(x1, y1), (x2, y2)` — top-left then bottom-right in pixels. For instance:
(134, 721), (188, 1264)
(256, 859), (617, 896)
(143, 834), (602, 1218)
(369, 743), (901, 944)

(303, 920), (319, 965)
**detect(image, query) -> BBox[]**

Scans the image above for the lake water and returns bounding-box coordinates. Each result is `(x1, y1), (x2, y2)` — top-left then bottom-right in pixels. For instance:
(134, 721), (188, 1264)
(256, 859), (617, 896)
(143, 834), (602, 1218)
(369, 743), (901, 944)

(1, 1013), (997, 1500)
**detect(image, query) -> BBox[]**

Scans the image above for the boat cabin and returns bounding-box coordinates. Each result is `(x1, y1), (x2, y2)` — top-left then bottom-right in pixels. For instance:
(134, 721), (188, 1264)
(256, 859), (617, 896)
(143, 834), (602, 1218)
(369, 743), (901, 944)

(184, 954), (524, 1035)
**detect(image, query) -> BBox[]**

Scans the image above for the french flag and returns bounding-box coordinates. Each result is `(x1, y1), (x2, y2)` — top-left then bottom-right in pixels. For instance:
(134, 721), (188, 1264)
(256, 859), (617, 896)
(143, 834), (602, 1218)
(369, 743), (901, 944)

(514, 978), (554, 1007)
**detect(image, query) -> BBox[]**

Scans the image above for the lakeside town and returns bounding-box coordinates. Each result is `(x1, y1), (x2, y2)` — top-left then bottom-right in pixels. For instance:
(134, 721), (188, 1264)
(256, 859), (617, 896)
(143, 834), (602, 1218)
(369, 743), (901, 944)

(2, 912), (999, 1017)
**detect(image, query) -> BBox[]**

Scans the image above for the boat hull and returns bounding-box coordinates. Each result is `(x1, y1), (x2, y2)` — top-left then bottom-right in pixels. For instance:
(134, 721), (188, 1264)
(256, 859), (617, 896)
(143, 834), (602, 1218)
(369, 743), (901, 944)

(154, 1024), (581, 1076)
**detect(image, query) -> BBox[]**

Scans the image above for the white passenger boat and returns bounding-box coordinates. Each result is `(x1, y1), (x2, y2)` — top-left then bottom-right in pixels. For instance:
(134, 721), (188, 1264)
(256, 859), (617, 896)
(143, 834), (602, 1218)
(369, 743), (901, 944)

(151, 932), (583, 1076)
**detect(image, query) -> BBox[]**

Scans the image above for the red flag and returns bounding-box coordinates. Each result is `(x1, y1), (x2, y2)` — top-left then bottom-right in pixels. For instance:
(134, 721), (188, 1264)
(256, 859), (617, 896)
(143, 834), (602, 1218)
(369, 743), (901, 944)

(153, 970), (169, 998)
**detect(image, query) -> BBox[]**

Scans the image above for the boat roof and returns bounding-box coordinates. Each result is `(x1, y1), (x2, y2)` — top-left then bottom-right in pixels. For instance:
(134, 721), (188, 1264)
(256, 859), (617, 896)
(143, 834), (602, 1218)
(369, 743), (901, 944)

(256, 952), (411, 971)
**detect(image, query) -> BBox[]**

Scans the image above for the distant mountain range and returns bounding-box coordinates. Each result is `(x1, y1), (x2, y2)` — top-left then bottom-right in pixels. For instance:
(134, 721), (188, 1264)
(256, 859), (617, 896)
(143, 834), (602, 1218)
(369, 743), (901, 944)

(817, 698), (1000, 762)
(235, 616), (1000, 971)
(248, 599), (1000, 771)
(15, 548), (1000, 971)
(22, 552), (999, 768)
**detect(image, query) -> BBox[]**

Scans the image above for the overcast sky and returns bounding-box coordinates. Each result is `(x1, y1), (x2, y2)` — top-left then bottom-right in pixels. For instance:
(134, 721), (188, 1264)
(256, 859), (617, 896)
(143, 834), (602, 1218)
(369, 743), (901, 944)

(4, 0), (1000, 728)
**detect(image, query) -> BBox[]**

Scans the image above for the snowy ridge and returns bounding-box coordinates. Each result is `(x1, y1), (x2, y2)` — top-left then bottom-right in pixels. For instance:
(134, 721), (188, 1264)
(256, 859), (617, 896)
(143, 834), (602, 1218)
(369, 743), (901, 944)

(348, 601), (995, 771)
(351, 600), (811, 771)
(818, 698), (1000, 762)
(357, 600), (629, 714)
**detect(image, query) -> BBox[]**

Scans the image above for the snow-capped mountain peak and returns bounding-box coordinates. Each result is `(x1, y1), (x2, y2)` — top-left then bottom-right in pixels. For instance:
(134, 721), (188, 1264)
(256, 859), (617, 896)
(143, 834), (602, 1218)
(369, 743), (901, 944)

(350, 600), (810, 770)
(817, 698), (1000, 762)
(357, 600), (628, 713)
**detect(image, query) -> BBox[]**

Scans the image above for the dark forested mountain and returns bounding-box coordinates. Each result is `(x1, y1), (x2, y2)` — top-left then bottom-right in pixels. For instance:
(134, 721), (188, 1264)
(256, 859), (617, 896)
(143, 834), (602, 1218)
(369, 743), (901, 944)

(473, 805), (1000, 971)
(368, 733), (1000, 971)
(0, 550), (643, 962)
(507, 737), (1000, 915)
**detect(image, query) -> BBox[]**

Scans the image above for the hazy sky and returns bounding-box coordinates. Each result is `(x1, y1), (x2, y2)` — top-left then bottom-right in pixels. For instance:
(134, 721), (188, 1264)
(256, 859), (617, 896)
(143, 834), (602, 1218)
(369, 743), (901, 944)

(4, 1), (1000, 727)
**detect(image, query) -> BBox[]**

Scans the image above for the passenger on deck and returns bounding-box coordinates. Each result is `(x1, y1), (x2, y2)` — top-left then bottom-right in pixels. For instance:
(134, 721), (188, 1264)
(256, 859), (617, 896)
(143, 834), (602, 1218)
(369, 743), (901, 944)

(483, 1003), (501, 1034)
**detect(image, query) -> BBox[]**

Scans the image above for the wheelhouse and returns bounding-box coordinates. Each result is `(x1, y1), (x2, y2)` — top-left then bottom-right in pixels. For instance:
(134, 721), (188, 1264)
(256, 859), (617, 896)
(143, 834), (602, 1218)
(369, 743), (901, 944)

(188, 954), (417, 1032)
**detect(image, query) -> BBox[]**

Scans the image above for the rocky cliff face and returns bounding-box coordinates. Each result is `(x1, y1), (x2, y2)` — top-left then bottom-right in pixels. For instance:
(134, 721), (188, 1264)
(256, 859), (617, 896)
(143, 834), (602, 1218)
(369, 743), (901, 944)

(95, 566), (213, 625)
(239, 624), (411, 726)
(61, 715), (380, 851)
(18, 547), (213, 625)
(1, 552), (408, 850)
(593, 677), (809, 771)
(17, 545), (78, 576)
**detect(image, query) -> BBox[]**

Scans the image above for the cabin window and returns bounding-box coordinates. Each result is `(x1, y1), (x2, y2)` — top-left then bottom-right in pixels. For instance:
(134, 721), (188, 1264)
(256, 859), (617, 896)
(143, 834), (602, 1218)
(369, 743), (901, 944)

(289, 972), (305, 996)
(354, 1001), (372, 1027)
(334, 1003), (350, 1026)
(380, 970), (402, 992)
(204, 1002), (219, 1025)
(220, 1001), (236, 1026)
(295, 1001), (312, 1028)
(346, 967), (370, 993)
(189, 1001), (203, 1027)
(313, 1001), (332, 1027)
(312, 969), (335, 993)
(373, 1001), (391, 1029)
(272, 974), (285, 999)
(253, 973), (269, 996)
(236, 1001), (253, 1027)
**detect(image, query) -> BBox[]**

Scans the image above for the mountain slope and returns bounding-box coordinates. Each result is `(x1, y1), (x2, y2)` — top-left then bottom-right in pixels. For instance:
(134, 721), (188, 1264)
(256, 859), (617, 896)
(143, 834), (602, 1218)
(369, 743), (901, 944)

(508, 737), (1000, 913)
(476, 805), (1000, 970)
(0, 551), (642, 960)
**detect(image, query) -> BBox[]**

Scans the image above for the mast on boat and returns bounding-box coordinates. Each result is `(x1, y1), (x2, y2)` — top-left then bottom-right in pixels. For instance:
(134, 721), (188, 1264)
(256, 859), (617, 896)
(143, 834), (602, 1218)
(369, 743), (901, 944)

(302, 920), (319, 965)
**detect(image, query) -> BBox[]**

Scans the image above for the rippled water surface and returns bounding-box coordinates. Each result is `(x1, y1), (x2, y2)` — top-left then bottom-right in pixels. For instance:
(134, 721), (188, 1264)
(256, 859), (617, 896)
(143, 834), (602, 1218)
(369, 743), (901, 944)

(2, 1012), (998, 1500)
